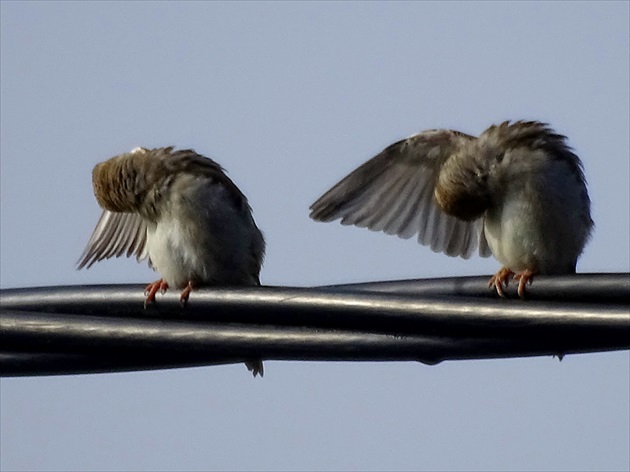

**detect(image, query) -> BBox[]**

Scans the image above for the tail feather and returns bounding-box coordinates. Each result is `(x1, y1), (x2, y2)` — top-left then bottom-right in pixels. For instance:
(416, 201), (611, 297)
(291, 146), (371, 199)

(245, 360), (264, 378)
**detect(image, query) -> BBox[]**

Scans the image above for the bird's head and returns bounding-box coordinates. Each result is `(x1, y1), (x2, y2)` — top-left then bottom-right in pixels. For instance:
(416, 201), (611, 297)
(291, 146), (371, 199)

(434, 144), (493, 221)
(92, 148), (147, 213)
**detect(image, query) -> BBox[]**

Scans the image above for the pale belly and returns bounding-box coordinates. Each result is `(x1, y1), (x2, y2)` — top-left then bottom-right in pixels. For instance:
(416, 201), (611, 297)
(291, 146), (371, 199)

(143, 204), (261, 288)
(482, 191), (579, 274)
(483, 207), (540, 272)
(145, 220), (199, 289)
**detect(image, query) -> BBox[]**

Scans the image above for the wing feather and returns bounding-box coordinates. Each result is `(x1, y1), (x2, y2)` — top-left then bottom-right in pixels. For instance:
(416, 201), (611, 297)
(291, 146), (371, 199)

(310, 129), (490, 259)
(370, 167), (422, 233)
(77, 210), (149, 269)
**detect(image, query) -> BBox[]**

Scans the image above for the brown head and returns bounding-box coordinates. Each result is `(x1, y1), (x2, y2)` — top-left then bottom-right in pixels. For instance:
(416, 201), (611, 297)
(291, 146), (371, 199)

(434, 145), (493, 221)
(92, 147), (150, 213)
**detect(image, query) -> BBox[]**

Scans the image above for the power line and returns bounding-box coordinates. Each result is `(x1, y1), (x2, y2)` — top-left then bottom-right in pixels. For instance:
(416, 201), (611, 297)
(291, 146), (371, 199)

(1, 273), (628, 376)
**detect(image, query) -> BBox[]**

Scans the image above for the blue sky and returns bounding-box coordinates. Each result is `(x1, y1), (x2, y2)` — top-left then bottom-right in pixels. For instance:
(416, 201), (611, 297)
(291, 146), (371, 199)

(1, 2), (628, 471)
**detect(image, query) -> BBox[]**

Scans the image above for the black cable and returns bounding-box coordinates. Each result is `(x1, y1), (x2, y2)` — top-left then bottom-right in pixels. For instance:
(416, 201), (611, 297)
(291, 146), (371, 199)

(1, 274), (628, 377)
(324, 272), (630, 304)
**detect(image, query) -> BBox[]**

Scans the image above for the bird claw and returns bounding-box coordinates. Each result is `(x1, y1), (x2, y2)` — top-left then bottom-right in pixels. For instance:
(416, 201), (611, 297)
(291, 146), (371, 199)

(179, 281), (194, 307)
(513, 270), (535, 298)
(144, 279), (169, 307)
(143, 280), (193, 307)
(489, 268), (536, 298)
(489, 267), (514, 297)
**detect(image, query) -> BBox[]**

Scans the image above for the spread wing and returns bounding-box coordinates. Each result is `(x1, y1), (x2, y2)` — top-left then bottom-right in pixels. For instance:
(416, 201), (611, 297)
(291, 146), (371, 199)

(77, 210), (149, 269)
(309, 129), (491, 259)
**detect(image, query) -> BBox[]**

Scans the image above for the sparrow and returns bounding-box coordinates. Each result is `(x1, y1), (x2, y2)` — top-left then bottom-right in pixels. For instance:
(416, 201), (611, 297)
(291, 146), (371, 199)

(78, 146), (266, 376)
(310, 121), (593, 298)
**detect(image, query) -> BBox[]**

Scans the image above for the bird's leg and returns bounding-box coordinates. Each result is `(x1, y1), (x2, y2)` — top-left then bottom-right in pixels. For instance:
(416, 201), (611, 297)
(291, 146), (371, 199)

(144, 278), (169, 307)
(179, 281), (194, 306)
(513, 269), (536, 298)
(489, 267), (514, 298)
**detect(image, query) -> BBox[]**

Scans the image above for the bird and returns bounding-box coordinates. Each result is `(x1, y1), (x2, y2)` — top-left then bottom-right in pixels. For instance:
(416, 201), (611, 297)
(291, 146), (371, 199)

(78, 146), (266, 376)
(309, 120), (593, 298)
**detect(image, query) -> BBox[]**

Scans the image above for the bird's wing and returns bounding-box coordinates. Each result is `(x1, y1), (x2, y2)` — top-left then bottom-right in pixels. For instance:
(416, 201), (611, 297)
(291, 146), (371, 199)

(153, 147), (251, 210)
(77, 210), (149, 269)
(309, 129), (489, 259)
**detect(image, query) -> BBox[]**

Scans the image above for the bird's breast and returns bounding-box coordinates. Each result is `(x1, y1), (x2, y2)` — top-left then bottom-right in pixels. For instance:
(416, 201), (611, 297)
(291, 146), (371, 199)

(145, 218), (200, 289)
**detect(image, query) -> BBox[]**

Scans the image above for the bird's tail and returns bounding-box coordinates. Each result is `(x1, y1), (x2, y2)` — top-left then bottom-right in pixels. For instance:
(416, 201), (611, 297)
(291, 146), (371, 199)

(245, 360), (264, 378)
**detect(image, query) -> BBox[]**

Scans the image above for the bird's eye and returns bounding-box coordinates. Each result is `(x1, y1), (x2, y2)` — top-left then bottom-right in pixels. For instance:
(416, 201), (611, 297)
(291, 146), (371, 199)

(495, 153), (504, 162)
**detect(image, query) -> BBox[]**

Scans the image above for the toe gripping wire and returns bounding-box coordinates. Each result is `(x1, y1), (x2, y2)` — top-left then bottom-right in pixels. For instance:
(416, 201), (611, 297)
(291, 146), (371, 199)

(1, 273), (628, 376)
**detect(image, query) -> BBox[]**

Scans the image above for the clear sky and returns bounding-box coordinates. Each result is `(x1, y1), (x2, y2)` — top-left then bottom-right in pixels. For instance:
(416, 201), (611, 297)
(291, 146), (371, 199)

(1, 2), (628, 471)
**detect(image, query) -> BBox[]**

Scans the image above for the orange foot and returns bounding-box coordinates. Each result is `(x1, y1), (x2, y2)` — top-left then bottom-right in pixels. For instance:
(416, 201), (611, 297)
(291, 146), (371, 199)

(514, 269), (536, 299)
(488, 267), (514, 298)
(144, 279), (169, 307)
(179, 281), (194, 306)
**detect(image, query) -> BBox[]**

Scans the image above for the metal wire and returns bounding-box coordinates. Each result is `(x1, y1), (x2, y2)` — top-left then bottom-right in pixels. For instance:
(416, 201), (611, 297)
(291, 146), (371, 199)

(1, 273), (628, 376)
(325, 273), (630, 303)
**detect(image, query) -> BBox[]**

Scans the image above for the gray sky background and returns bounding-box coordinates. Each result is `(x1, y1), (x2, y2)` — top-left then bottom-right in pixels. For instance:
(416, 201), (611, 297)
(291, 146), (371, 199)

(1, 2), (628, 471)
